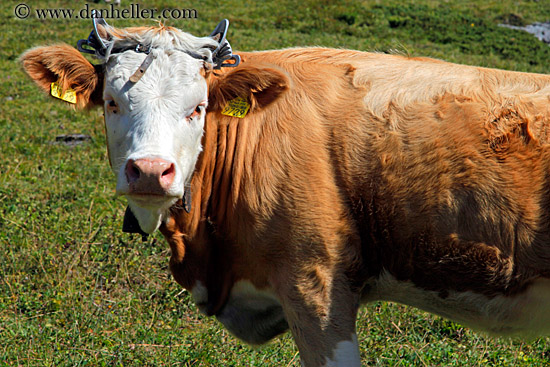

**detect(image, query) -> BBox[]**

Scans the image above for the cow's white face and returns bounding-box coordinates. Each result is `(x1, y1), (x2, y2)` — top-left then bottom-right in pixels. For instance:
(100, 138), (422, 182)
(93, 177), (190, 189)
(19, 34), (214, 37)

(103, 48), (208, 233)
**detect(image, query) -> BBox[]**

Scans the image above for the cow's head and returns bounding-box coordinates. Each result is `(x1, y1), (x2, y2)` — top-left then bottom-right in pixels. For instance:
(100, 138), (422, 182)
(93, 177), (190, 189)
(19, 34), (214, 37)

(20, 19), (259, 234)
(21, 18), (291, 345)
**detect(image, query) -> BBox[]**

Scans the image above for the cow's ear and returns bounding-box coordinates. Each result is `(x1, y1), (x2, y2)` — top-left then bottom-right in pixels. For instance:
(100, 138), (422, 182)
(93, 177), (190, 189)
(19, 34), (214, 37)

(20, 44), (103, 109)
(207, 64), (289, 113)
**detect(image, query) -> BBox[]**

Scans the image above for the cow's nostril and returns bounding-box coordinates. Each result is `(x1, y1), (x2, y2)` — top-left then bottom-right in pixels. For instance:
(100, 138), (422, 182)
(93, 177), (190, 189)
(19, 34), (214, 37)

(126, 159), (141, 184)
(162, 164), (175, 177)
(131, 164), (141, 179)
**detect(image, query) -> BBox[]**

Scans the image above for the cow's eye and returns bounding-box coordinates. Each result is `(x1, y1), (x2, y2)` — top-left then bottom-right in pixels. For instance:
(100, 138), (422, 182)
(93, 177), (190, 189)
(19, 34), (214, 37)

(187, 102), (206, 120)
(106, 99), (119, 114)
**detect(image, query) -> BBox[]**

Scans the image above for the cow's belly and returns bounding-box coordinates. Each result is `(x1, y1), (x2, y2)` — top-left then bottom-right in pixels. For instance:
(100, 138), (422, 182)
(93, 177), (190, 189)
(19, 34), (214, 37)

(363, 270), (550, 337)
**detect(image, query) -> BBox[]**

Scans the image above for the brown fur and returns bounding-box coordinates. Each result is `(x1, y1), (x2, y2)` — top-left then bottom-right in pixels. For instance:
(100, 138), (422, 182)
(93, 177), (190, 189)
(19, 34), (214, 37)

(107, 24), (180, 39)
(162, 49), (550, 364)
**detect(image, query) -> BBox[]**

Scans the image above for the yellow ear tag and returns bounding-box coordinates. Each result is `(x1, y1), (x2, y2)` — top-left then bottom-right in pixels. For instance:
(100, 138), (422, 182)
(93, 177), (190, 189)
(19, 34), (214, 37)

(50, 81), (77, 104)
(221, 96), (250, 118)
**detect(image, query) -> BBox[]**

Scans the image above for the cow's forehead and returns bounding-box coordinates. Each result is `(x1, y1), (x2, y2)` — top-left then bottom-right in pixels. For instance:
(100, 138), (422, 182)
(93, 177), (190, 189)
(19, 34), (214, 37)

(107, 47), (203, 76)
(103, 50), (207, 110)
(104, 25), (218, 59)
(105, 49), (204, 85)
(100, 25), (217, 96)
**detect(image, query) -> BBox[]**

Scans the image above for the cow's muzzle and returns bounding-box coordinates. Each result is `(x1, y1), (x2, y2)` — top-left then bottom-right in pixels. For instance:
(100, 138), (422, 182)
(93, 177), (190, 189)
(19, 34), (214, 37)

(125, 158), (176, 196)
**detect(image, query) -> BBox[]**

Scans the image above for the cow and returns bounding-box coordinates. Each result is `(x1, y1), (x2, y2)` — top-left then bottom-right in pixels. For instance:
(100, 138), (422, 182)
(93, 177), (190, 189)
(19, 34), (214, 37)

(20, 17), (550, 367)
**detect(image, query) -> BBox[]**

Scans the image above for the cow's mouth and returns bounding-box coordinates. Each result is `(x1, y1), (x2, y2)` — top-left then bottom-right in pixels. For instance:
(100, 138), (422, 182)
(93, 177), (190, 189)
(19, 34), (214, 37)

(126, 193), (179, 209)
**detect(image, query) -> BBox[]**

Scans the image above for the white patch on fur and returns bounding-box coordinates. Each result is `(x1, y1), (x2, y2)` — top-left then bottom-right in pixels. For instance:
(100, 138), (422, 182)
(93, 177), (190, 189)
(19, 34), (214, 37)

(223, 280), (280, 310)
(102, 32), (214, 233)
(216, 280), (288, 345)
(364, 270), (550, 337)
(127, 202), (172, 234)
(323, 334), (361, 367)
(191, 280), (208, 315)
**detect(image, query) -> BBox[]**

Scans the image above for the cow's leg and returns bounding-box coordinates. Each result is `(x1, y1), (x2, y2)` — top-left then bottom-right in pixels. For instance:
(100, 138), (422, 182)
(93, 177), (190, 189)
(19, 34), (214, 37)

(274, 269), (361, 367)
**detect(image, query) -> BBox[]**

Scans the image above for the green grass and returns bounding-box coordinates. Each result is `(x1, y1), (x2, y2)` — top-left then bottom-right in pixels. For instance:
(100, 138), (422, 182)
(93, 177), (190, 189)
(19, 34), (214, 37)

(2, 0), (550, 365)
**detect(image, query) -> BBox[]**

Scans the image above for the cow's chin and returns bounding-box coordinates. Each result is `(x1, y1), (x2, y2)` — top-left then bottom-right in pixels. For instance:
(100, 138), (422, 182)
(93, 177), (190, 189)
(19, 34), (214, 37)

(127, 195), (179, 234)
(213, 282), (289, 345)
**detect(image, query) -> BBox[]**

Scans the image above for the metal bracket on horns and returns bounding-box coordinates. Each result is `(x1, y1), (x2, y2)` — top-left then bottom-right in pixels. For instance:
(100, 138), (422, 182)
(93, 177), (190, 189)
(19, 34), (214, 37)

(210, 19), (241, 69)
(77, 10), (109, 57)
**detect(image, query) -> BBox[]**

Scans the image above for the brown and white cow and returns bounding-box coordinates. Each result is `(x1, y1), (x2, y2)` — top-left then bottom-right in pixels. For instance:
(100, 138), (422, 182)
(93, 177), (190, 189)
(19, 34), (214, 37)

(21, 18), (550, 366)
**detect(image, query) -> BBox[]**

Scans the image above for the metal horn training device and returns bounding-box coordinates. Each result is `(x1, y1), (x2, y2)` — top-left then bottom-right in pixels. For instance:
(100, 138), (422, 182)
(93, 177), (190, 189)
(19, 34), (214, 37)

(210, 19), (241, 69)
(77, 10), (109, 57)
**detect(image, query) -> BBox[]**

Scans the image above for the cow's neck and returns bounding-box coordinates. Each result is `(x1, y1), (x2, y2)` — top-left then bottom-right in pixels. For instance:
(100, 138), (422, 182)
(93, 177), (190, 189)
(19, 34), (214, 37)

(161, 111), (246, 262)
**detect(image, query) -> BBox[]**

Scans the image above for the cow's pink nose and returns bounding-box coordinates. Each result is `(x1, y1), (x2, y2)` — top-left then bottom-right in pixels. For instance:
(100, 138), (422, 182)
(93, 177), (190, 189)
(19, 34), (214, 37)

(125, 158), (175, 195)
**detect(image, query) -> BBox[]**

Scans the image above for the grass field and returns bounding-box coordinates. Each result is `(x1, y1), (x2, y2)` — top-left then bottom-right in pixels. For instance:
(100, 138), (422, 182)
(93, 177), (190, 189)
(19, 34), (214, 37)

(2, 0), (550, 365)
